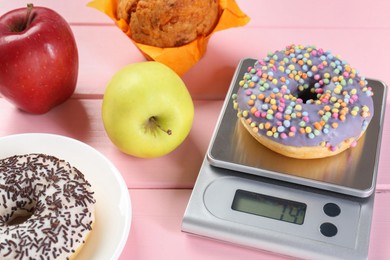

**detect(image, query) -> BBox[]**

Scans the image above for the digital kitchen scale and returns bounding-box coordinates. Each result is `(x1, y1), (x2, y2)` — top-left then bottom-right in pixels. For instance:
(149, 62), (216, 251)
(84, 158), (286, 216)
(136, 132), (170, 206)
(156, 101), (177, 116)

(182, 59), (387, 260)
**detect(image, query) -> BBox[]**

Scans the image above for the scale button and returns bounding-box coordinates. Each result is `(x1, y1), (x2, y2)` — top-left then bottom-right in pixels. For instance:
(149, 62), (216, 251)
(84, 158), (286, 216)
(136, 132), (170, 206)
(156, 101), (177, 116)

(323, 203), (341, 217)
(320, 222), (338, 237)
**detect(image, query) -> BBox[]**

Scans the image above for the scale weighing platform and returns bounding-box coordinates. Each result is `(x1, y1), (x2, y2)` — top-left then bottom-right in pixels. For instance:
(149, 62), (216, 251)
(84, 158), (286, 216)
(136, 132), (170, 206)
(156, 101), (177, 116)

(182, 59), (387, 260)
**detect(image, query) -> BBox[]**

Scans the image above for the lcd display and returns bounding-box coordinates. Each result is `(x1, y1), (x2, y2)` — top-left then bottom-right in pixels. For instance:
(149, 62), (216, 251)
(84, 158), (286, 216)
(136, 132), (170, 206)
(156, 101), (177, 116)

(231, 189), (306, 225)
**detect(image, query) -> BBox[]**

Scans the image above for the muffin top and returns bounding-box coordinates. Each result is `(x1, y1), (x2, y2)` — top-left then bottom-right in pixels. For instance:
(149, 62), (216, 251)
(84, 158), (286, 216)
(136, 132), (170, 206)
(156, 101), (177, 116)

(117, 0), (219, 47)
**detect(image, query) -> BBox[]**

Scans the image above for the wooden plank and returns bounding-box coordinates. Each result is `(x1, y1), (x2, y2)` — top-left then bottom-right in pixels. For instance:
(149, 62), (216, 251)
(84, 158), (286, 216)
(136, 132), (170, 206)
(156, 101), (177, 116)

(17, 25), (386, 100)
(360, 190), (390, 260)
(1, 0), (389, 28)
(0, 0), (111, 24)
(242, 0), (390, 29)
(120, 189), (390, 260)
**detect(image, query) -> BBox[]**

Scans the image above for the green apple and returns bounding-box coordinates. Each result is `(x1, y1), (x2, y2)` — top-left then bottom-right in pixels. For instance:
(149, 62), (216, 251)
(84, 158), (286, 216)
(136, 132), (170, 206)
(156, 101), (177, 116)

(102, 61), (194, 158)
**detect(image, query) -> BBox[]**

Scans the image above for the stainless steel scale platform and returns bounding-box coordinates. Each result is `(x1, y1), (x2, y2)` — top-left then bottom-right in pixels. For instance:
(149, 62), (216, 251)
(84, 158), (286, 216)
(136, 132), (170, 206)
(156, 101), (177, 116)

(182, 59), (387, 260)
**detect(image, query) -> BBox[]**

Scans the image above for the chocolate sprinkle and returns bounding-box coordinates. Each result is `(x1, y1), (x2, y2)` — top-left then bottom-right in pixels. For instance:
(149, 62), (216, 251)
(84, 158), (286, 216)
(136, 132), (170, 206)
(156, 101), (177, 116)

(0, 154), (96, 259)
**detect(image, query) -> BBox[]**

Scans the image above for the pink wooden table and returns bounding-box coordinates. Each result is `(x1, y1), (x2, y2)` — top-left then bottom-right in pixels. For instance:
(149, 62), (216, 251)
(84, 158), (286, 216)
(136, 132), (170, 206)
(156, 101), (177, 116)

(1, 1), (390, 259)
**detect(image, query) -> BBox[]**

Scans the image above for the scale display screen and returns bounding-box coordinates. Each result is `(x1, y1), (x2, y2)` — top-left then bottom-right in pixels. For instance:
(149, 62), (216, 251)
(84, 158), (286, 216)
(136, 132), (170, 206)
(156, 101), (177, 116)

(231, 189), (307, 225)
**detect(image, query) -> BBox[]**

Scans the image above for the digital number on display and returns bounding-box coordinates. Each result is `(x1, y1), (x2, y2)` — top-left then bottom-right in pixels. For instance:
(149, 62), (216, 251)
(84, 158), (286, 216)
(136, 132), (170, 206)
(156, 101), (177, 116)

(231, 189), (307, 225)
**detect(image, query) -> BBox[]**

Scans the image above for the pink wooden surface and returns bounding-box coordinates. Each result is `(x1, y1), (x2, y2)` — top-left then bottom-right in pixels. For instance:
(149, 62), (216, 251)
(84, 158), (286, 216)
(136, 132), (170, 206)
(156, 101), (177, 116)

(2, 0), (390, 100)
(1, 0), (390, 259)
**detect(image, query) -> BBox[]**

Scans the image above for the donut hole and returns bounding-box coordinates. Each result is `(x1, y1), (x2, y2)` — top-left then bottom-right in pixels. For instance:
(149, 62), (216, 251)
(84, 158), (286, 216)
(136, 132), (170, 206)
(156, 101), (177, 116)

(7, 209), (35, 226)
(6, 199), (36, 226)
(297, 85), (318, 103)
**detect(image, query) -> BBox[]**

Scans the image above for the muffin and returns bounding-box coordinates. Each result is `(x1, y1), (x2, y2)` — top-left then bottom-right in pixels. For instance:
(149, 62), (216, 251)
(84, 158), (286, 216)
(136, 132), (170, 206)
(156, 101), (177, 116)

(117, 0), (219, 47)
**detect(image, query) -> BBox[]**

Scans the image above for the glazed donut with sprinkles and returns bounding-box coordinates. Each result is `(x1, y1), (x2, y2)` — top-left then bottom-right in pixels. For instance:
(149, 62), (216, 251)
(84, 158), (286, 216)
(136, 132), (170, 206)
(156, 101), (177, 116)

(0, 153), (95, 259)
(232, 44), (374, 159)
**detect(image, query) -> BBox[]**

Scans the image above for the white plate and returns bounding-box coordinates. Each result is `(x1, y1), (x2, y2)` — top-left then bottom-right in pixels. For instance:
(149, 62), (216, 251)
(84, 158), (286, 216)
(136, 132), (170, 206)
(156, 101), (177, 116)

(0, 133), (131, 260)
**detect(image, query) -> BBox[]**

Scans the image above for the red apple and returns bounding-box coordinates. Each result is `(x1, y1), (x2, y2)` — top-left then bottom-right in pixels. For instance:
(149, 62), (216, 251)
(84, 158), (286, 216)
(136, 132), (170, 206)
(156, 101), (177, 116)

(0, 4), (78, 114)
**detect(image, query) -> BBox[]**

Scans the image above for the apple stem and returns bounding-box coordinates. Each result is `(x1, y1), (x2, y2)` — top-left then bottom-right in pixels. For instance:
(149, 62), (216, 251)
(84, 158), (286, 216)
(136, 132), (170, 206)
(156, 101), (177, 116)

(25, 3), (34, 29)
(149, 116), (172, 135)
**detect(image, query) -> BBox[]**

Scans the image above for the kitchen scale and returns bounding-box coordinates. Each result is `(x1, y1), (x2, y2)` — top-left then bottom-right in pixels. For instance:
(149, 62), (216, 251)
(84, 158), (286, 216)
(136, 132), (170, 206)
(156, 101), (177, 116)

(182, 59), (387, 260)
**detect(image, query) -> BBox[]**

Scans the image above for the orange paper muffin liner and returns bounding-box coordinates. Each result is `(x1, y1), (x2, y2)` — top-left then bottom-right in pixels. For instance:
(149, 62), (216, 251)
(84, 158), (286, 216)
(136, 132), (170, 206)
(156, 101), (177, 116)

(87, 0), (250, 75)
